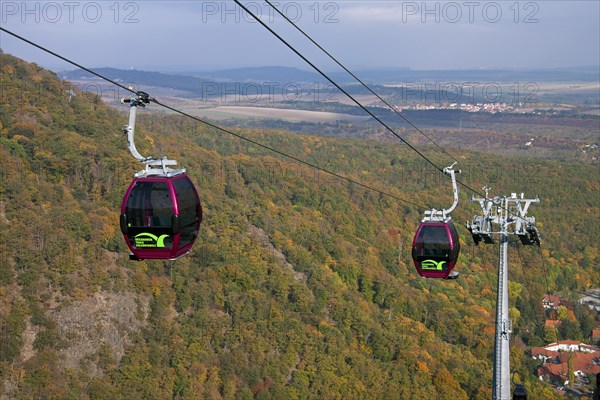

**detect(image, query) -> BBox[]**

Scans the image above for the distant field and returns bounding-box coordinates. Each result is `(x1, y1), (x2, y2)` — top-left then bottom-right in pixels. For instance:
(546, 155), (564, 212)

(188, 105), (371, 123)
(65, 75), (598, 162)
(534, 81), (600, 102)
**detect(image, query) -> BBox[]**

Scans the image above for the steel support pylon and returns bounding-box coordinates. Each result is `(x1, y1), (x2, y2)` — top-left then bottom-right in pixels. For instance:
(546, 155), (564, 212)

(493, 227), (511, 399)
(467, 192), (539, 399)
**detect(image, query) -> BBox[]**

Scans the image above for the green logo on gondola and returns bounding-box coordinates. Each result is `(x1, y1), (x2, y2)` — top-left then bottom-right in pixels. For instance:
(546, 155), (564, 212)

(421, 259), (447, 270)
(134, 233), (170, 248)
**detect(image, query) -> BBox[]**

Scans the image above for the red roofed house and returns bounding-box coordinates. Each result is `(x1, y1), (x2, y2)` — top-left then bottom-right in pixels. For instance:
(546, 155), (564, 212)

(531, 346), (559, 363)
(543, 340), (598, 353)
(543, 295), (561, 310)
(533, 341), (600, 386)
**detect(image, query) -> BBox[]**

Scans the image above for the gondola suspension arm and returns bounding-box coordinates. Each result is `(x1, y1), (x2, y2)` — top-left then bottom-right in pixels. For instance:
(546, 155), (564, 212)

(423, 162), (461, 222)
(121, 92), (184, 178)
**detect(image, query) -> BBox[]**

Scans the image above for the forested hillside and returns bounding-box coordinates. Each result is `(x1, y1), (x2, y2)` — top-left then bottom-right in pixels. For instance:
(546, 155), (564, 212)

(1, 52), (598, 399)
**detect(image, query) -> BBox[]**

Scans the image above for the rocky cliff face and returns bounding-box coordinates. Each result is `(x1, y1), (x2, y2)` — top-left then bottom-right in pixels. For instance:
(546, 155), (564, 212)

(53, 291), (150, 376)
(2, 291), (149, 399)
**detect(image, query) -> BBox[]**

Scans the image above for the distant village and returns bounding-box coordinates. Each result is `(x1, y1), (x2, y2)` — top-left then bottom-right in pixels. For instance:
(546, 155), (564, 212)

(383, 101), (586, 116)
(393, 102), (515, 114)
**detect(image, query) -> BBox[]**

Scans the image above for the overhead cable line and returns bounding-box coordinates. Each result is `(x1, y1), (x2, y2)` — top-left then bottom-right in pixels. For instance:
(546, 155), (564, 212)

(149, 97), (427, 209)
(0, 28), (135, 95)
(238, 0), (543, 229)
(262, 0), (458, 164)
(234, 0), (492, 203)
(0, 27), (426, 210)
(233, 0), (446, 175)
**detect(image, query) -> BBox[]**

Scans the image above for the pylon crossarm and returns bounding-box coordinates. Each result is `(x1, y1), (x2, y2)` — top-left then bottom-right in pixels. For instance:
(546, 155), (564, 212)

(472, 197), (496, 221)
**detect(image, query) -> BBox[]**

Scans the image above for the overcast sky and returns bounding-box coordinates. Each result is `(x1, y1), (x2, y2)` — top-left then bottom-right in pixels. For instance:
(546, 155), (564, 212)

(1, 1), (599, 72)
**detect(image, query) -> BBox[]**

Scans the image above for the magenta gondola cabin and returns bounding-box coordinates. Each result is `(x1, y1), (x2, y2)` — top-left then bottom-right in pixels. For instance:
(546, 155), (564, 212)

(120, 174), (202, 260)
(411, 220), (460, 279)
